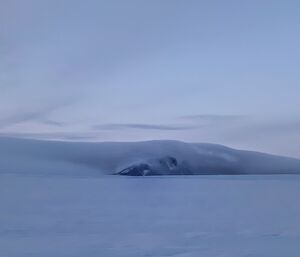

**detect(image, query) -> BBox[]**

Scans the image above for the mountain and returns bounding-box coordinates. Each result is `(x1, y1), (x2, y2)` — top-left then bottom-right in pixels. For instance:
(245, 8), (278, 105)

(1, 137), (300, 176)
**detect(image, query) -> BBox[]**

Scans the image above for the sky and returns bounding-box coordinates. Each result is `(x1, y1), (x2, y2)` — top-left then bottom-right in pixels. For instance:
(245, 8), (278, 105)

(1, 0), (300, 157)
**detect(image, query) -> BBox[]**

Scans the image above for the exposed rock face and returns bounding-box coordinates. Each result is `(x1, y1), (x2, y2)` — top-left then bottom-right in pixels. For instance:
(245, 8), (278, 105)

(117, 156), (192, 176)
(118, 163), (154, 176)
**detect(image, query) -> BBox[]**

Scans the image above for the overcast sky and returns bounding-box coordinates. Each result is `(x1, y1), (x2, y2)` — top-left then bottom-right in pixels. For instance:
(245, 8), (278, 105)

(1, 0), (300, 157)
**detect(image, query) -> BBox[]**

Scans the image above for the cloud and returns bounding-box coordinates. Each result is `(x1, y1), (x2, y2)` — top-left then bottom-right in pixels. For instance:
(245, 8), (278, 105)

(0, 101), (72, 129)
(0, 132), (99, 141)
(38, 119), (65, 127)
(179, 114), (247, 123)
(0, 111), (46, 129)
(93, 123), (195, 131)
(223, 118), (300, 141)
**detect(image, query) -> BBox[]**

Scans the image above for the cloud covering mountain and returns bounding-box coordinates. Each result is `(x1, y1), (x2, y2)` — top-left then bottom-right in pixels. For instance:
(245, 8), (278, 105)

(1, 137), (300, 176)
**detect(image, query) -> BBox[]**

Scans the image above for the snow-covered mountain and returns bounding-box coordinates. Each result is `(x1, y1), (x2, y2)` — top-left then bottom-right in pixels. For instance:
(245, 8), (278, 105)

(1, 137), (300, 176)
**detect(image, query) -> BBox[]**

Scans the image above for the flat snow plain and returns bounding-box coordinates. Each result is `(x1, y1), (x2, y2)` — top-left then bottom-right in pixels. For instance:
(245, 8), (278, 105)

(1, 172), (300, 257)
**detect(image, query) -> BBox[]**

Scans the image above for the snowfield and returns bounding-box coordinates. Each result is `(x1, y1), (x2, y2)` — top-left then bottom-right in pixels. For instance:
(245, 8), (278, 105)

(1, 137), (300, 256)
(1, 173), (300, 257)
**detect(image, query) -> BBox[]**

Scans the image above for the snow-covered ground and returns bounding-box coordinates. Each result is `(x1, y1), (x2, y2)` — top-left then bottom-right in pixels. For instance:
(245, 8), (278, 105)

(1, 172), (300, 257)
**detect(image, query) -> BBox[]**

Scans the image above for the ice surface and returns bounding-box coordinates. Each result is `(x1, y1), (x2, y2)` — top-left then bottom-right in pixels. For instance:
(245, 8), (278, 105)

(0, 173), (300, 257)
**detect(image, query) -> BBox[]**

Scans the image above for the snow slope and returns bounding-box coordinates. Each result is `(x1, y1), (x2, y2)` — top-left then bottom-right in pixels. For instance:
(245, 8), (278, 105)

(1, 137), (300, 175)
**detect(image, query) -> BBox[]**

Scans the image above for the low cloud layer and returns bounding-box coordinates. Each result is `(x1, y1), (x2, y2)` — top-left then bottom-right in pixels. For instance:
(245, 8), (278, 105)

(1, 113), (299, 158)
(179, 114), (247, 123)
(93, 123), (195, 131)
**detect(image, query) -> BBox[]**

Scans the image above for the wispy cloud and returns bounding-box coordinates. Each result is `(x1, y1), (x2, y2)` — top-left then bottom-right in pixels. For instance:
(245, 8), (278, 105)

(38, 119), (65, 127)
(0, 111), (47, 129)
(0, 132), (99, 141)
(0, 102), (72, 129)
(179, 114), (247, 123)
(93, 123), (195, 131)
(223, 118), (300, 140)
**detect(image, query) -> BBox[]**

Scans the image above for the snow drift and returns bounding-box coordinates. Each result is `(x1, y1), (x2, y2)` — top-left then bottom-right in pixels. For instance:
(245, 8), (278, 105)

(1, 137), (300, 176)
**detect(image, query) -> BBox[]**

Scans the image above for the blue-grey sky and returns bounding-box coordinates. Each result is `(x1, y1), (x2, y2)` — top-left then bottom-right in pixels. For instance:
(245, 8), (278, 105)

(1, 0), (300, 157)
